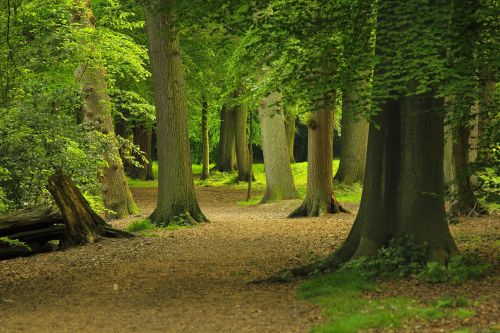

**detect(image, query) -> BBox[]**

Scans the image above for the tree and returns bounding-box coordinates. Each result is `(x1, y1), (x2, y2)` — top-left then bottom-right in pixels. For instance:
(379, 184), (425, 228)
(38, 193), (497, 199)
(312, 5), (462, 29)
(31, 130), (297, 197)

(129, 126), (154, 181)
(334, 87), (369, 185)
(200, 95), (210, 180)
(289, 95), (347, 217)
(215, 106), (236, 172)
(258, 90), (298, 203)
(322, 1), (459, 266)
(232, 94), (252, 181)
(73, 0), (137, 218)
(145, 0), (206, 226)
(284, 111), (296, 164)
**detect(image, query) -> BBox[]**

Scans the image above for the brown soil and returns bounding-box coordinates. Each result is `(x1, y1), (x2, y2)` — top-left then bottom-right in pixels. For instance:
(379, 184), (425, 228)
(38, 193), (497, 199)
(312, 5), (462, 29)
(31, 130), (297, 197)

(0, 187), (498, 333)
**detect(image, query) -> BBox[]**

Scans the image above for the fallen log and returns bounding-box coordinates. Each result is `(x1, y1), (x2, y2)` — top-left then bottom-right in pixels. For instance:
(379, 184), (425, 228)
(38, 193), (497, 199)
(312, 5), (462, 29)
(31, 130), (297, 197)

(0, 171), (134, 260)
(0, 204), (63, 237)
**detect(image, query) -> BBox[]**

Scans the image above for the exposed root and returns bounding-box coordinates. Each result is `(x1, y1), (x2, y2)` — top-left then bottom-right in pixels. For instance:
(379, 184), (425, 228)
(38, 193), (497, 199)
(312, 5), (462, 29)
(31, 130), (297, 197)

(288, 196), (351, 218)
(150, 209), (208, 227)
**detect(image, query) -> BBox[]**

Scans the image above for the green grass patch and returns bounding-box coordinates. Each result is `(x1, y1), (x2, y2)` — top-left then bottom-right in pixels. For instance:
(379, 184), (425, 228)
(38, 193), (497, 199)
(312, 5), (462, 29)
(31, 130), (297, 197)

(128, 160), (362, 205)
(299, 270), (478, 333)
(127, 219), (156, 233)
(126, 218), (189, 234)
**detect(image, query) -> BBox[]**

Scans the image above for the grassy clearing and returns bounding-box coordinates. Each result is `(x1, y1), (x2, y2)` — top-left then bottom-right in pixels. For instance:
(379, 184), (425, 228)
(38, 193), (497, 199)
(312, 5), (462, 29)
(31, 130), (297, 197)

(299, 271), (478, 333)
(128, 160), (362, 204)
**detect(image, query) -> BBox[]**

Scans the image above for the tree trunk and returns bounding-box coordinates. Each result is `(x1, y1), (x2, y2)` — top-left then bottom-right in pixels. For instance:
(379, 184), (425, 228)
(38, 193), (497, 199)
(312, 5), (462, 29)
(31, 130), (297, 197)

(145, 0), (207, 226)
(258, 92), (298, 203)
(72, 0), (137, 219)
(284, 111), (296, 163)
(289, 101), (347, 217)
(47, 172), (134, 246)
(325, 93), (459, 269)
(0, 173), (134, 260)
(201, 96), (210, 180)
(129, 126), (154, 181)
(450, 120), (483, 215)
(233, 103), (251, 181)
(246, 109), (255, 201)
(477, 79), (496, 162)
(216, 106), (236, 172)
(334, 88), (369, 184)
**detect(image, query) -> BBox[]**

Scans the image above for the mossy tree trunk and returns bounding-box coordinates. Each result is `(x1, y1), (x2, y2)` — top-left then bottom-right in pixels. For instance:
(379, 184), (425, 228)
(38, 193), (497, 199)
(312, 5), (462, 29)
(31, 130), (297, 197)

(216, 106), (236, 172)
(201, 96), (210, 180)
(258, 91), (298, 203)
(145, 0), (207, 226)
(72, 0), (137, 219)
(284, 111), (296, 164)
(334, 85), (370, 185)
(289, 98), (347, 217)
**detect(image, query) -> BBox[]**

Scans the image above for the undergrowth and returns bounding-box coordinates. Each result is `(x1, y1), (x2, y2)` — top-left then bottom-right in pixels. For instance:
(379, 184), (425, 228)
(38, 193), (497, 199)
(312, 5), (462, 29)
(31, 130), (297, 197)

(338, 237), (490, 284)
(126, 218), (188, 234)
(299, 237), (491, 332)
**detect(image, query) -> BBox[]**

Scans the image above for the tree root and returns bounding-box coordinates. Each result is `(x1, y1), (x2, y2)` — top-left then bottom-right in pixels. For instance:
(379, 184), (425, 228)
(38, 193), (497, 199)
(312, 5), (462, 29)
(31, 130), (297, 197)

(288, 196), (350, 217)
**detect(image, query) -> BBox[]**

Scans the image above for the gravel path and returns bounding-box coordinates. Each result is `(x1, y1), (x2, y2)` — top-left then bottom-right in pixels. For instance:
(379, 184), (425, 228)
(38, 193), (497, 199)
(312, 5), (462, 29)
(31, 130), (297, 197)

(0, 187), (357, 333)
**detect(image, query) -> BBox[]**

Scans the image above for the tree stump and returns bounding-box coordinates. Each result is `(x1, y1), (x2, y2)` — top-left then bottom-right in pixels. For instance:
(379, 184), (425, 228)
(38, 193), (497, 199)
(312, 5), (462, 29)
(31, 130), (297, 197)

(47, 171), (134, 246)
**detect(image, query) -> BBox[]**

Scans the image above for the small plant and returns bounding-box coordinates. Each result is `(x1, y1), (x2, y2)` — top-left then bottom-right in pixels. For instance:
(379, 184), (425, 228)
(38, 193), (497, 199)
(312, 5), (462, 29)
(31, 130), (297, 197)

(339, 236), (428, 279)
(418, 252), (490, 284)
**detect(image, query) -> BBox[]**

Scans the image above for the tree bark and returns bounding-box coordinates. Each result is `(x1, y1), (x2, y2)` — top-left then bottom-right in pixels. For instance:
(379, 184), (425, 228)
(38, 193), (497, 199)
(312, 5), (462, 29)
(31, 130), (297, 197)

(284, 111), (296, 163)
(0, 174), (134, 260)
(47, 172), (134, 246)
(233, 103), (251, 181)
(328, 94), (459, 268)
(200, 96), (210, 180)
(129, 126), (154, 181)
(258, 92), (298, 203)
(145, 0), (207, 226)
(72, 0), (137, 219)
(289, 100), (347, 217)
(334, 88), (369, 185)
(215, 106), (236, 172)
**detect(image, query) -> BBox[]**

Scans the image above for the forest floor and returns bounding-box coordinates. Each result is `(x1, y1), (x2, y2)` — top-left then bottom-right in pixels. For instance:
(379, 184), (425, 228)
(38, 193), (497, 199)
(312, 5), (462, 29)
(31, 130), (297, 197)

(0, 186), (498, 333)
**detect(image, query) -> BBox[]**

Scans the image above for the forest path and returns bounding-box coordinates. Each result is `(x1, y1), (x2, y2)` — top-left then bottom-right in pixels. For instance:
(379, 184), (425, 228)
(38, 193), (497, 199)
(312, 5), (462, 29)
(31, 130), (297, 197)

(0, 187), (357, 333)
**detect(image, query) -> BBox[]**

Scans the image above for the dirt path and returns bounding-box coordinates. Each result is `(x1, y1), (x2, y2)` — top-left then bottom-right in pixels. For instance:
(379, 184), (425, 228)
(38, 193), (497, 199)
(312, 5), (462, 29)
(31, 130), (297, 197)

(0, 187), (357, 333)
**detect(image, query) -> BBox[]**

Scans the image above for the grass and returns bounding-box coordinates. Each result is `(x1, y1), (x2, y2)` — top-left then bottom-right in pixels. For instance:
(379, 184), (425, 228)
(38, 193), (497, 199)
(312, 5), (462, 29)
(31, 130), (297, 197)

(128, 160), (362, 204)
(298, 270), (478, 333)
(126, 218), (188, 234)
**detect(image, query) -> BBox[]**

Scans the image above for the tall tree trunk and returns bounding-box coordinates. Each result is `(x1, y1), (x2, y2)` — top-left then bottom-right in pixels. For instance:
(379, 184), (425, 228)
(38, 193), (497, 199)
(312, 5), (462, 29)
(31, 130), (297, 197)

(284, 111), (296, 163)
(145, 0), (206, 226)
(477, 78), (496, 162)
(332, 95), (458, 265)
(72, 0), (137, 219)
(289, 98), (347, 217)
(334, 89), (369, 184)
(200, 96), (210, 180)
(216, 106), (236, 172)
(246, 109), (255, 201)
(129, 126), (154, 181)
(451, 119), (483, 215)
(311, 1), (460, 270)
(233, 103), (251, 181)
(258, 92), (298, 203)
